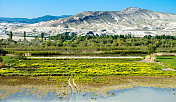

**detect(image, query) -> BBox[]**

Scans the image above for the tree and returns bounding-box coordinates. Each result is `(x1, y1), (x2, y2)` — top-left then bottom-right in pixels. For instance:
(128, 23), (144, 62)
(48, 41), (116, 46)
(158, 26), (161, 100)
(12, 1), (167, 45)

(24, 31), (26, 40)
(0, 57), (2, 62)
(0, 46), (7, 56)
(48, 36), (51, 40)
(45, 40), (51, 46)
(41, 32), (44, 40)
(56, 41), (63, 47)
(9, 31), (13, 40)
(147, 45), (157, 54)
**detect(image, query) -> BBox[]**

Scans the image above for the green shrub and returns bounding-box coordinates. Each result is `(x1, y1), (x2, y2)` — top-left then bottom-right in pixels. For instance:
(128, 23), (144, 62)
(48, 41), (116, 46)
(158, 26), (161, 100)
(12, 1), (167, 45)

(0, 57), (3, 62)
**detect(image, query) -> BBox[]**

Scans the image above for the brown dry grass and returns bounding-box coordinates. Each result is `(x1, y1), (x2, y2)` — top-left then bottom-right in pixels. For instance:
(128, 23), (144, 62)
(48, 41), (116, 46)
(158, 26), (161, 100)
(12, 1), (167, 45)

(76, 76), (176, 95)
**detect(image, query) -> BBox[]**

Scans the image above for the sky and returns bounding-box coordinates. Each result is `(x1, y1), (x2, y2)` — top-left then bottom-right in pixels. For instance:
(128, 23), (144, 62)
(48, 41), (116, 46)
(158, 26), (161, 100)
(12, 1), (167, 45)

(0, 0), (176, 18)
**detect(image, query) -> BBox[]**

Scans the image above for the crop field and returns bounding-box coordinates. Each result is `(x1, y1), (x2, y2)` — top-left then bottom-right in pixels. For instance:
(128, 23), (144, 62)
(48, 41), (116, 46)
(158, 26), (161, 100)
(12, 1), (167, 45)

(156, 56), (176, 70)
(1, 57), (176, 77)
(1, 56), (176, 99)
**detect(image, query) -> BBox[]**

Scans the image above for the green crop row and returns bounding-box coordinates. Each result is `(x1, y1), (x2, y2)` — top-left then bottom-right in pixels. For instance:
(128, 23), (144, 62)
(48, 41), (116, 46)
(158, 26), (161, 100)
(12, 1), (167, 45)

(6, 50), (148, 56)
(1, 58), (176, 76)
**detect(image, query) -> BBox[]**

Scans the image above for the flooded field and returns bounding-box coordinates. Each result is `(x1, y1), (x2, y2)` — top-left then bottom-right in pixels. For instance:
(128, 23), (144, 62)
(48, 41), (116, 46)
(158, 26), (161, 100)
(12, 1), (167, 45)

(0, 76), (176, 102)
(1, 86), (176, 102)
(0, 57), (176, 101)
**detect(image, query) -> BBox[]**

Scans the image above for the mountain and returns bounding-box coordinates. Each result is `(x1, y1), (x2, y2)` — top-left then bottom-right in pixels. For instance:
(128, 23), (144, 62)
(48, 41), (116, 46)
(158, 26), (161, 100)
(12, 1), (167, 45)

(37, 7), (176, 28)
(0, 15), (72, 24)
(2, 7), (176, 36)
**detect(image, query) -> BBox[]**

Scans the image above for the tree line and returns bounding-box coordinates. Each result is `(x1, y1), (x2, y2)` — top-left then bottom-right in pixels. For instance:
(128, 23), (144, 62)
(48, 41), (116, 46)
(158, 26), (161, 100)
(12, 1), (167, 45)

(1, 31), (176, 55)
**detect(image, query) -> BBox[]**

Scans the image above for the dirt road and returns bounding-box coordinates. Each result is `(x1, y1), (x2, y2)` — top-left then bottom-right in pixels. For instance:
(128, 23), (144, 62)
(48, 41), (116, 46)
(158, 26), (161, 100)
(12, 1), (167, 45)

(28, 56), (143, 59)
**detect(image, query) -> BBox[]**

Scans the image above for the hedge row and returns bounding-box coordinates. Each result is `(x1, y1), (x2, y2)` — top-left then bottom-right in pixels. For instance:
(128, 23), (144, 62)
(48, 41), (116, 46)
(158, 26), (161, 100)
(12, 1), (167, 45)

(100, 50), (148, 55)
(7, 50), (148, 56)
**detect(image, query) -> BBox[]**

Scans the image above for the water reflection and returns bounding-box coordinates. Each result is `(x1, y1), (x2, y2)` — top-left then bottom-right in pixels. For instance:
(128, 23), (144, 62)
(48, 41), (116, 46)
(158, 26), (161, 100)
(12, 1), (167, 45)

(102, 87), (176, 102)
(1, 87), (176, 102)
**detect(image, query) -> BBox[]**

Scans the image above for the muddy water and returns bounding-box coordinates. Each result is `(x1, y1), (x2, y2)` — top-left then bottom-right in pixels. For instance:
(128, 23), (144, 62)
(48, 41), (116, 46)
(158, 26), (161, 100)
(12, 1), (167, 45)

(0, 76), (176, 102)
(0, 87), (176, 102)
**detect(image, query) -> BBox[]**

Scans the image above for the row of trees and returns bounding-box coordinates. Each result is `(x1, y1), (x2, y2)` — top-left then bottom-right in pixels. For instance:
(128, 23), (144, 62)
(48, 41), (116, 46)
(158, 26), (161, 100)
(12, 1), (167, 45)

(8, 31), (44, 41)
(8, 31), (176, 41)
(3, 31), (176, 55)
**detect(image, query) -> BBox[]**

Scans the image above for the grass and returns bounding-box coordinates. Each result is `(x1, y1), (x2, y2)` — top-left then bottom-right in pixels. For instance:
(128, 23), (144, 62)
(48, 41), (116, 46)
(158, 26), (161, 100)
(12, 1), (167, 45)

(156, 56), (176, 69)
(0, 56), (16, 64)
(3, 57), (142, 65)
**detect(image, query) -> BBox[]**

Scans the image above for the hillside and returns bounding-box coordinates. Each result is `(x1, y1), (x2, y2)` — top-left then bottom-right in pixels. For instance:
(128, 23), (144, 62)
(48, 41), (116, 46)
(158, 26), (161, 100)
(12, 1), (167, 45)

(2, 7), (176, 36)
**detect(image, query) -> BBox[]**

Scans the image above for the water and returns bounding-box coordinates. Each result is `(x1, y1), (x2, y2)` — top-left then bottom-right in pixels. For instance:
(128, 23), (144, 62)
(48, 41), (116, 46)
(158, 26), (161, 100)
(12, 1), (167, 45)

(1, 87), (176, 102)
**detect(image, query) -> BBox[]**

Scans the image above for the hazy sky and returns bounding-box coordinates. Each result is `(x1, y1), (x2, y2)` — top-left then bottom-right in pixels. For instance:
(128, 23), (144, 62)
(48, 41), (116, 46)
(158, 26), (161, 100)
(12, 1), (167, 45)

(0, 0), (176, 18)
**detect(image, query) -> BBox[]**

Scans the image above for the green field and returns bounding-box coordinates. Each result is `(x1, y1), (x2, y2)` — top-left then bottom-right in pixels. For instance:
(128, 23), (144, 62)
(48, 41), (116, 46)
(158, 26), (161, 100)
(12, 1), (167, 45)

(0, 56), (176, 77)
(157, 56), (176, 69)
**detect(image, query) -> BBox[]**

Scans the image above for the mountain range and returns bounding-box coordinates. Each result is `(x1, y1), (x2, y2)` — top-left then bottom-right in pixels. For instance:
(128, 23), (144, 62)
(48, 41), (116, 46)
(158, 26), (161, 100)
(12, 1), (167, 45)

(1, 7), (176, 37)
(0, 15), (71, 24)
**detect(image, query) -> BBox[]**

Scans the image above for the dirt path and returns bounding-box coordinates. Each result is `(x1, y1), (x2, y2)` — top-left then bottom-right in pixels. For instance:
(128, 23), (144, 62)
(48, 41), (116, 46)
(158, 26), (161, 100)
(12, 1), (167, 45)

(162, 68), (176, 71)
(28, 56), (143, 59)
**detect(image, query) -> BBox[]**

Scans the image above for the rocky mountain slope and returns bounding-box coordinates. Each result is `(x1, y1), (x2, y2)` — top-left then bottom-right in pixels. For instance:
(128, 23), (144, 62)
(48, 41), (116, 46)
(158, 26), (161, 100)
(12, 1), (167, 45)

(2, 7), (176, 37)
